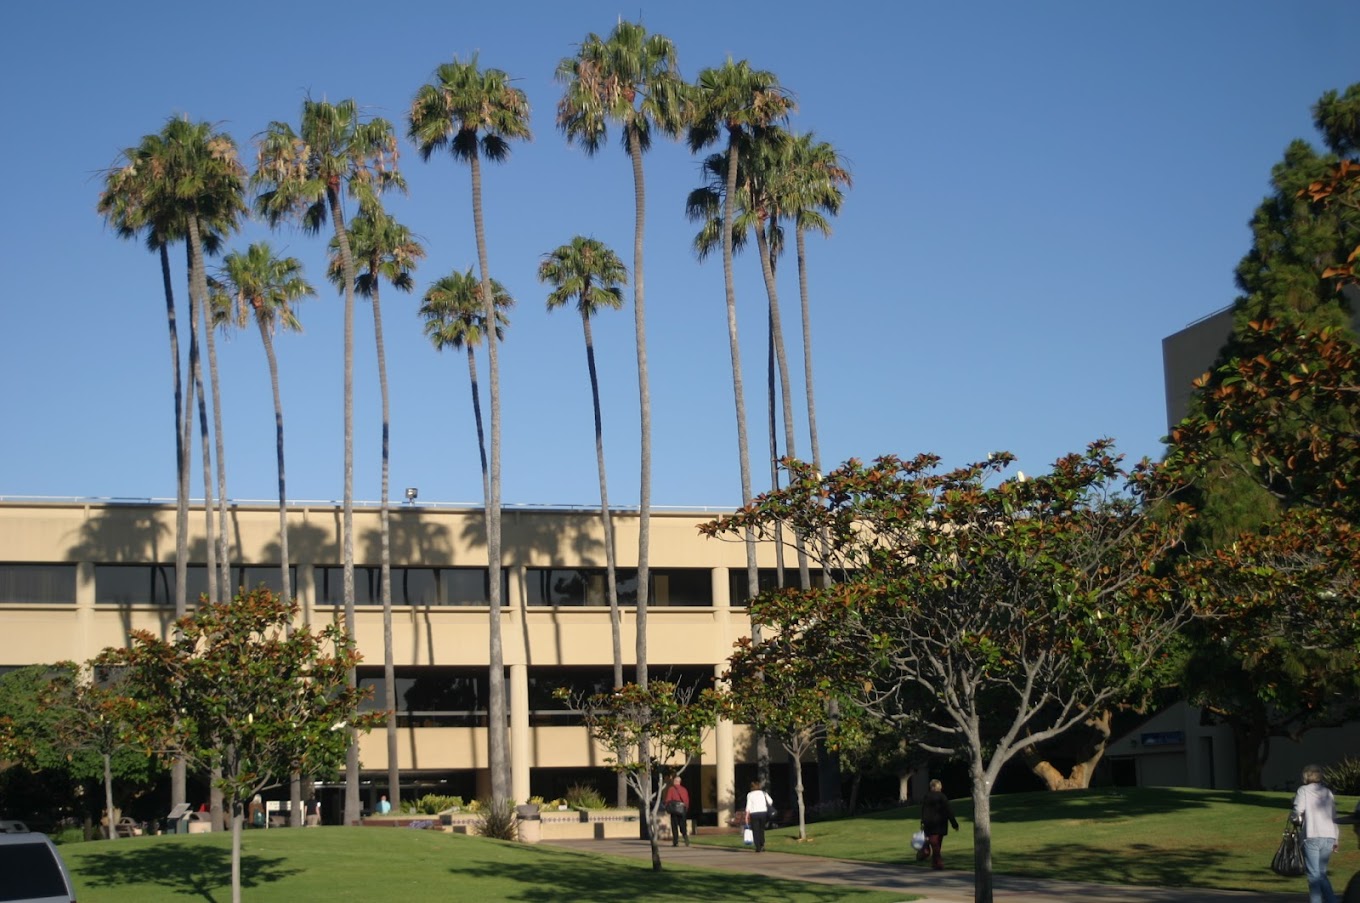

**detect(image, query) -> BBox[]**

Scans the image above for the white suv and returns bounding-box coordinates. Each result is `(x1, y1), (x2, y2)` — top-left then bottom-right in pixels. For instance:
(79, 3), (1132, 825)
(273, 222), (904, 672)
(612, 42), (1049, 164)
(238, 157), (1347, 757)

(0, 822), (77, 903)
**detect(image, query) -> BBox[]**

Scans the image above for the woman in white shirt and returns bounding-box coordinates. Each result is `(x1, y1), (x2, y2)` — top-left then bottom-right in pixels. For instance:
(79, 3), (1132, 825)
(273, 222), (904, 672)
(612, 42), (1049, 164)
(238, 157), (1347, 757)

(743, 780), (774, 852)
(1292, 764), (1340, 903)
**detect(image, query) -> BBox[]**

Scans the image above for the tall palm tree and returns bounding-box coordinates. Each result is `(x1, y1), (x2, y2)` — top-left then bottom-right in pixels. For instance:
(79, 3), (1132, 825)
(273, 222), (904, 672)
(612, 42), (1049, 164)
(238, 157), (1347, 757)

(538, 235), (627, 693)
(254, 97), (404, 827)
(409, 56), (529, 804)
(215, 243), (312, 602)
(557, 22), (687, 698)
(689, 59), (793, 787)
(98, 118), (245, 811)
(418, 268), (513, 497)
(778, 133), (851, 522)
(329, 209), (424, 810)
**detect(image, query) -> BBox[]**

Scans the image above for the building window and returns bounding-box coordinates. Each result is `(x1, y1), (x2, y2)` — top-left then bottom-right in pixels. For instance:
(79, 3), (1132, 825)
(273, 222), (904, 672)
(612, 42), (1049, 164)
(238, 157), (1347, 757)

(729, 567), (831, 605)
(316, 567), (493, 606)
(356, 666), (504, 727)
(529, 665), (716, 726)
(95, 565), (295, 606)
(524, 568), (712, 607)
(0, 564), (77, 604)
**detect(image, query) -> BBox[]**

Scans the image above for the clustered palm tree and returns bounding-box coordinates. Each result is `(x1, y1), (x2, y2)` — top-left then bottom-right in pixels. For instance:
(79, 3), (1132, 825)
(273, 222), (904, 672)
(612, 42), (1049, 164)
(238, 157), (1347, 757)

(97, 24), (849, 824)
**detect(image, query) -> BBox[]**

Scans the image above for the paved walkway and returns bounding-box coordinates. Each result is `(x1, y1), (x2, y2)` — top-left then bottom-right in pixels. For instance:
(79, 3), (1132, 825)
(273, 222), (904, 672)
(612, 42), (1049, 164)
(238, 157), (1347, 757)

(543, 837), (1301, 903)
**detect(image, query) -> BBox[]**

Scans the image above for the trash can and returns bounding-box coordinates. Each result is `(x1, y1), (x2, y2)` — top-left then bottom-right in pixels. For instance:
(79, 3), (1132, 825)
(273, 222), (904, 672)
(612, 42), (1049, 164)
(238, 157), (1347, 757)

(167, 803), (193, 835)
(515, 805), (541, 845)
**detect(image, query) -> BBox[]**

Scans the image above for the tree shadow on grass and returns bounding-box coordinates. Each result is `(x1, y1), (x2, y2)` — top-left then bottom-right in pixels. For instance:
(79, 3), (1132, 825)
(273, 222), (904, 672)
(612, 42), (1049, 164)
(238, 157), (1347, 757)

(448, 848), (866, 902)
(73, 843), (298, 902)
(1006, 841), (1266, 892)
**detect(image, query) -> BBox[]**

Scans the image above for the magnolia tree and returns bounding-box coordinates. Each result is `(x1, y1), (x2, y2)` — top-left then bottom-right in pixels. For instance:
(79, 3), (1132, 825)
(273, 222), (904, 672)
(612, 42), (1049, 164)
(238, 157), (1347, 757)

(703, 442), (1190, 903)
(557, 681), (718, 872)
(97, 588), (382, 903)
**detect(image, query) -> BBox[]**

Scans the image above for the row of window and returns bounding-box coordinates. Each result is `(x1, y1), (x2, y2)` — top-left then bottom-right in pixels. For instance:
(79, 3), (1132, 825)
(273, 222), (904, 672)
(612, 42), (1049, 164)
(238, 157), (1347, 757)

(355, 665), (716, 728)
(0, 563), (825, 606)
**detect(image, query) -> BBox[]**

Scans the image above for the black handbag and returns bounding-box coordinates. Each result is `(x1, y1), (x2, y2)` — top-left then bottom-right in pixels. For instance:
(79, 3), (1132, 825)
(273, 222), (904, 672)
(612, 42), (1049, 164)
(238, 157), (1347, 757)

(1270, 817), (1305, 878)
(665, 800), (686, 816)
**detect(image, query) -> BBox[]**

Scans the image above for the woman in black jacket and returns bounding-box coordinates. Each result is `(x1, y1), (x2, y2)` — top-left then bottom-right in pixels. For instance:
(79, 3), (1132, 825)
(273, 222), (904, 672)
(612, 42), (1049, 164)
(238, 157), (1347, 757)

(918, 779), (960, 870)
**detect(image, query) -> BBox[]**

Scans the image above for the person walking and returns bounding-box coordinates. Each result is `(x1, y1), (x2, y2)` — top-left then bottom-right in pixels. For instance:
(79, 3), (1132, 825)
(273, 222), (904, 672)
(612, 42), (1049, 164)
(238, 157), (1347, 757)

(744, 780), (774, 852)
(1292, 764), (1340, 903)
(918, 779), (960, 870)
(662, 774), (691, 847)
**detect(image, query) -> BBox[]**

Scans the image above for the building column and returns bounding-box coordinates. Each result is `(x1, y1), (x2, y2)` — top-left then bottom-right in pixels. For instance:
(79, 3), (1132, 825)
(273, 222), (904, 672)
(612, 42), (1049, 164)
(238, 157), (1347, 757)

(712, 567), (735, 826)
(510, 663), (530, 805)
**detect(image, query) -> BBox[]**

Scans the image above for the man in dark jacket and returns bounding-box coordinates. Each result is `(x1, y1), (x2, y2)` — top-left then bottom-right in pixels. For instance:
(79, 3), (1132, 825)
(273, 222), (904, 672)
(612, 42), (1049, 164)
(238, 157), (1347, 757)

(918, 779), (961, 870)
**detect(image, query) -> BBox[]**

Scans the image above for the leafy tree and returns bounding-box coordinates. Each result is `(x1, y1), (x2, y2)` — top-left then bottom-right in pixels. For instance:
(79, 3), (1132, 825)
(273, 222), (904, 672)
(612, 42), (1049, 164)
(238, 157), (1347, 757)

(329, 209), (424, 809)
(557, 21), (689, 702)
(418, 268), (513, 496)
(539, 235), (628, 716)
(96, 588), (380, 903)
(409, 56), (530, 803)
(557, 681), (718, 872)
(0, 663), (155, 837)
(703, 444), (1189, 903)
(254, 96), (403, 826)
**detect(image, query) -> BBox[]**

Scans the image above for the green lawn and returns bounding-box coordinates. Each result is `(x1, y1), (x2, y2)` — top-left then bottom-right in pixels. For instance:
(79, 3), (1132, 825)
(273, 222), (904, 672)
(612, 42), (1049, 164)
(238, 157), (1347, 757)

(58, 827), (904, 903)
(695, 786), (1360, 894)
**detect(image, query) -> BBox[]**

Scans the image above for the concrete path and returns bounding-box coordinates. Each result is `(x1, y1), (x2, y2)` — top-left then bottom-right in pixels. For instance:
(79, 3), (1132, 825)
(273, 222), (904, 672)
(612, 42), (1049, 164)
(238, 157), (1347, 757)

(543, 837), (1301, 903)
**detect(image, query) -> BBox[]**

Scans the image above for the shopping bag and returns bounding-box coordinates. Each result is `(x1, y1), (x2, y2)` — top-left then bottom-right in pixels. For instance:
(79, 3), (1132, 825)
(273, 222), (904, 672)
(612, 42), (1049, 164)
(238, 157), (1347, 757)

(1269, 819), (1305, 877)
(742, 826), (754, 846)
(911, 829), (926, 851)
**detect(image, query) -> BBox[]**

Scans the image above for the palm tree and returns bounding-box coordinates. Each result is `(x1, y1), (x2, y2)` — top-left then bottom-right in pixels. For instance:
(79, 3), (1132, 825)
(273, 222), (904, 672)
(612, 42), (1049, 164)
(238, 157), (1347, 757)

(409, 56), (530, 805)
(557, 22), (688, 701)
(97, 118), (245, 811)
(689, 59), (793, 787)
(778, 133), (851, 524)
(215, 243), (312, 602)
(418, 268), (513, 496)
(254, 97), (404, 827)
(538, 235), (627, 690)
(329, 209), (424, 810)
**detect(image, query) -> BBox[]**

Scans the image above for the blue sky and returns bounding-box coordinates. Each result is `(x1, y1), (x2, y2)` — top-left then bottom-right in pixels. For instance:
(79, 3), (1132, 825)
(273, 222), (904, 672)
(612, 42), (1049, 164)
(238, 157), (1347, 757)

(0, 1), (1354, 510)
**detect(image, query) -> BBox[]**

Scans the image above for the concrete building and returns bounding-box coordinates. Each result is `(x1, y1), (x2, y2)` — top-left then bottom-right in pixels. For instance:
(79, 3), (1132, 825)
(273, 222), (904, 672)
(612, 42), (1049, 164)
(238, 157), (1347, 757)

(0, 498), (803, 823)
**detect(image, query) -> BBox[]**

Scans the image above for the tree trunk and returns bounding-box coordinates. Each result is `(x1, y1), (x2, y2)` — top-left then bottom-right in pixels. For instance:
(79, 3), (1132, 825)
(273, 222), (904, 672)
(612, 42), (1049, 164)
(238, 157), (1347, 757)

(184, 240), (217, 607)
(1230, 716), (1270, 791)
(103, 753), (116, 841)
(230, 806), (243, 903)
(327, 189), (362, 827)
(258, 322), (291, 604)
(970, 774), (996, 903)
(1023, 709), (1112, 790)
(470, 151), (510, 804)
(628, 134), (652, 696)
(163, 241), (189, 811)
(465, 348), (489, 500)
(721, 136), (767, 783)
(370, 277), (401, 811)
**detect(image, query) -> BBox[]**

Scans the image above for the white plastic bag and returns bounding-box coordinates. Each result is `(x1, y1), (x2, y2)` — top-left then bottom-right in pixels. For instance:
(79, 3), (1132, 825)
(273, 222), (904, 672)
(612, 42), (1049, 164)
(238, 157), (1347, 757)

(742, 826), (754, 845)
(911, 829), (926, 851)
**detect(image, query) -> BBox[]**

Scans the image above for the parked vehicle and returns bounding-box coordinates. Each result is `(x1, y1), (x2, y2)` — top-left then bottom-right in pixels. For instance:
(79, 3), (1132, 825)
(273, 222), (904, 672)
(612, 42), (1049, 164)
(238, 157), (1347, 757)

(0, 822), (77, 903)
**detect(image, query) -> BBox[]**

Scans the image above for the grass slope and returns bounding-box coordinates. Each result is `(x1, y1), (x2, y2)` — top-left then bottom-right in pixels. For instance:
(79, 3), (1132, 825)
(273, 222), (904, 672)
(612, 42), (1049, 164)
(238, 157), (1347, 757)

(59, 827), (905, 903)
(697, 786), (1360, 894)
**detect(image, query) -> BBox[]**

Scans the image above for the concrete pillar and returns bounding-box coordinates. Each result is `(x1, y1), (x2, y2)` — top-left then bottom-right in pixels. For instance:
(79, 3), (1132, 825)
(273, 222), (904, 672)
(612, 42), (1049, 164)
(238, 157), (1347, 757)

(510, 663), (530, 804)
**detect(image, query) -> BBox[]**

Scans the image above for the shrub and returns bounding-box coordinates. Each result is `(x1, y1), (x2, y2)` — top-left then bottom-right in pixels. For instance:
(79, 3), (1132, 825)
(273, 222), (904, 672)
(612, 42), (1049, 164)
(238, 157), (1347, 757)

(564, 783), (607, 810)
(1325, 755), (1360, 795)
(475, 799), (516, 840)
(409, 794), (464, 815)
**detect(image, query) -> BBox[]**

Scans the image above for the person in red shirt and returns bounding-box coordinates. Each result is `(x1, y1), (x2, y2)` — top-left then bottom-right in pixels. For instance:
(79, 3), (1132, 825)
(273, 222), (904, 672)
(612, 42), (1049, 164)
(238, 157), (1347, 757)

(662, 774), (691, 846)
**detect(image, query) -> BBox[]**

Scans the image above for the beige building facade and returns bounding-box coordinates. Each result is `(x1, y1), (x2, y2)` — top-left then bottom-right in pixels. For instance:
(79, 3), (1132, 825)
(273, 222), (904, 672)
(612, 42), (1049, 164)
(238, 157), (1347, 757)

(0, 499), (792, 823)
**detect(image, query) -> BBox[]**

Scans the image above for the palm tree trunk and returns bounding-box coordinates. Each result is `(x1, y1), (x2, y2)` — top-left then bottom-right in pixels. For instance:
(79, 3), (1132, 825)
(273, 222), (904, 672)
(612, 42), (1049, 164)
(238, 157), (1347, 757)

(202, 292), (232, 603)
(162, 241), (189, 810)
(185, 244), (217, 608)
(327, 189), (362, 827)
(628, 134), (652, 695)
(258, 322), (291, 604)
(754, 226), (809, 590)
(470, 151), (509, 804)
(465, 349), (490, 499)
(767, 303), (786, 588)
(722, 137), (767, 784)
(370, 278), (401, 810)
(582, 312), (627, 807)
